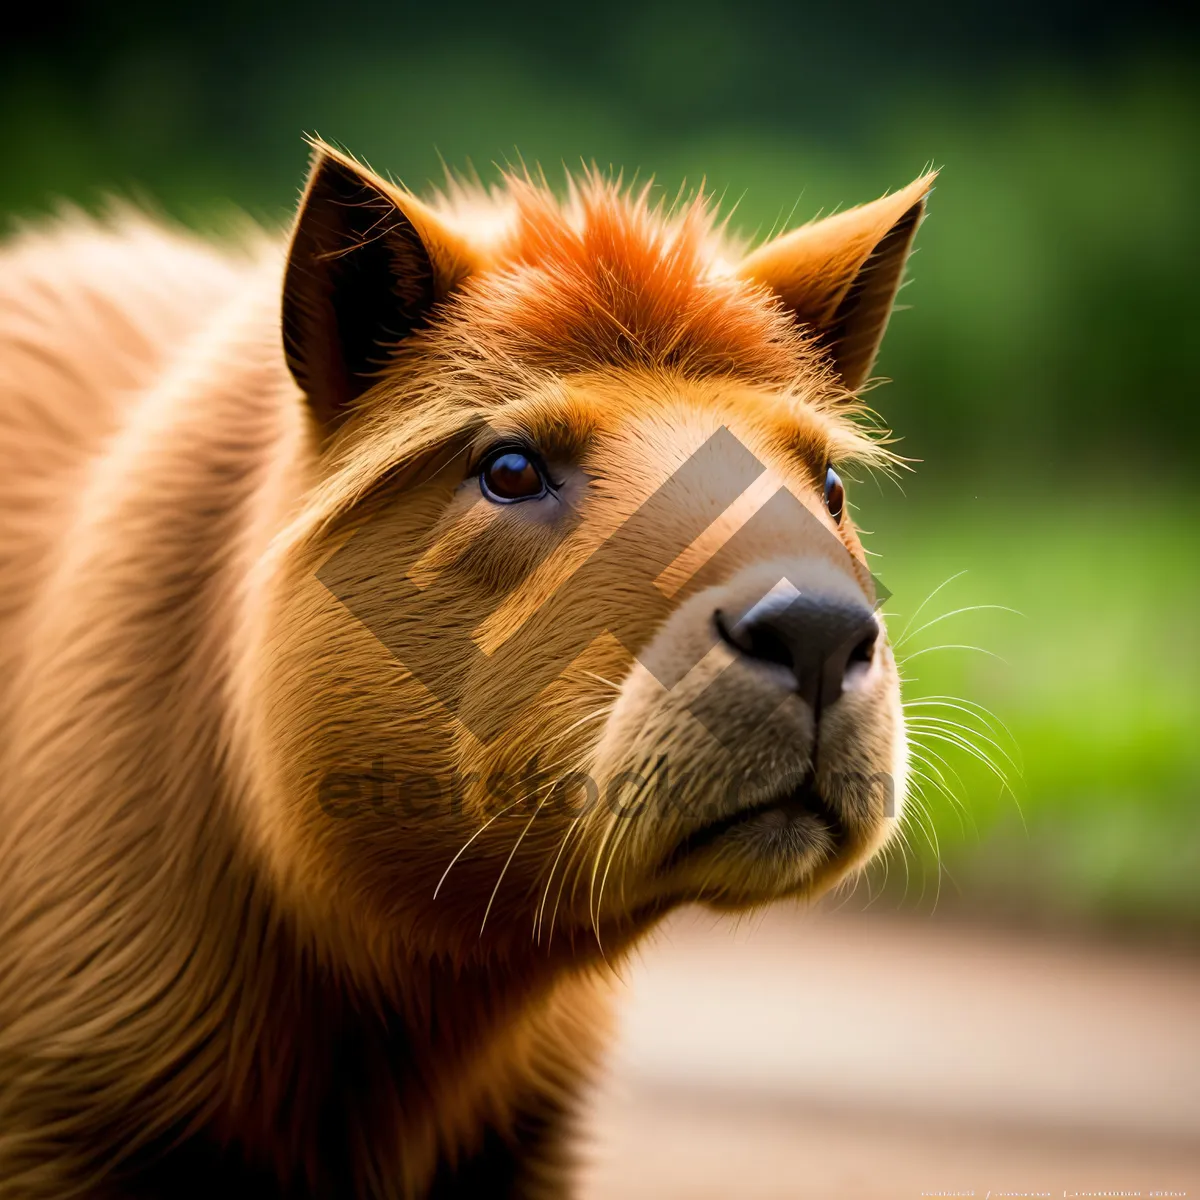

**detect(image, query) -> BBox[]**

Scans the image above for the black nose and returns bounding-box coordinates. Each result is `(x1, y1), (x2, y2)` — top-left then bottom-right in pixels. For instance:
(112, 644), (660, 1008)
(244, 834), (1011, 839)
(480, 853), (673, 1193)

(716, 591), (879, 713)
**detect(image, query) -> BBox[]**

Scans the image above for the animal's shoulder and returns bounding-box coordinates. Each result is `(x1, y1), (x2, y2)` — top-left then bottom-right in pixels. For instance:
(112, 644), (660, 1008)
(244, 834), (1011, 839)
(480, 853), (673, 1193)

(0, 206), (267, 390)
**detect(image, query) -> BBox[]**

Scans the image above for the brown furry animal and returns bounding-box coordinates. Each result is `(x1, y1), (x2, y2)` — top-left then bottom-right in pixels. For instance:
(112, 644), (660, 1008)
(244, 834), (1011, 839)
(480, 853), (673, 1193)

(0, 142), (930, 1198)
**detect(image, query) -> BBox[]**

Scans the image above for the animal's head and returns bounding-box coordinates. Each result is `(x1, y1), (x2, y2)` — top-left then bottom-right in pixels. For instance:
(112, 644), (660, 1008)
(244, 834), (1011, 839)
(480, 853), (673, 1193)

(246, 142), (928, 971)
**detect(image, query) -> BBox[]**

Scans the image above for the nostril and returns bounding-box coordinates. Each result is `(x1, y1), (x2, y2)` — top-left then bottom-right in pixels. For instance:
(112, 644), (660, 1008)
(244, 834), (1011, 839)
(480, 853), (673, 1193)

(713, 609), (740, 655)
(747, 626), (795, 672)
(848, 628), (878, 667)
(715, 609), (795, 672)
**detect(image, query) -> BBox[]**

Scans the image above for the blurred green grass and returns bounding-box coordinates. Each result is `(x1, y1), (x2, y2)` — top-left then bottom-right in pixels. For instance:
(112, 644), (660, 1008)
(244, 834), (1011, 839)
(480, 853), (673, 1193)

(857, 478), (1200, 929)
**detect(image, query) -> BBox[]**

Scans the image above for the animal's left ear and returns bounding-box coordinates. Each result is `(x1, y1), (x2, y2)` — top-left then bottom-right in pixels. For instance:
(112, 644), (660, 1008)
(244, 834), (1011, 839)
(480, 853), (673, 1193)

(282, 140), (480, 437)
(736, 172), (936, 392)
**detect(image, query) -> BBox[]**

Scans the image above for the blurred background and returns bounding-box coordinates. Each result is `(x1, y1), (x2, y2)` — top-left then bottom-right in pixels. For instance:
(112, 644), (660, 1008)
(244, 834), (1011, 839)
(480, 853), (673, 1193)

(4, 1), (1197, 1192)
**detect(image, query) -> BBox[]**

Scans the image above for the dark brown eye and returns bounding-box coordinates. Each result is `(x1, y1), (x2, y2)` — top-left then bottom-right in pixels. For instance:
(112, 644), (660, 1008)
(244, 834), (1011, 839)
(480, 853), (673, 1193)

(824, 465), (845, 522)
(479, 449), (548, 503)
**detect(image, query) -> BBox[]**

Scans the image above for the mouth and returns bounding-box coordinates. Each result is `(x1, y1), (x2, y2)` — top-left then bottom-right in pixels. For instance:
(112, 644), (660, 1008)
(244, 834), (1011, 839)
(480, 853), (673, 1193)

(659, 776), (847, 876)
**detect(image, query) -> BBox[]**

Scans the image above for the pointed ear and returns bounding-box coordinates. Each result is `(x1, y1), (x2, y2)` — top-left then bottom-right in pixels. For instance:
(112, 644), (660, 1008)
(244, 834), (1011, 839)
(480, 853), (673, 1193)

(282, 141), (480, 435)
(737, 172), (935, 392)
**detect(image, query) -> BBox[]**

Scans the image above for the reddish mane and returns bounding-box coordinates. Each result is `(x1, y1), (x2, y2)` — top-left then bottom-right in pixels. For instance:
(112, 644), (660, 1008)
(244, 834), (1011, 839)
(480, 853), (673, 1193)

(433, 172), (832, 389)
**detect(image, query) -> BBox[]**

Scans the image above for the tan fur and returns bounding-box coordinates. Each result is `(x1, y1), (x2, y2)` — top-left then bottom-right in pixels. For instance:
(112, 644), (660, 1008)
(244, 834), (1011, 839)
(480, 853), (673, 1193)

(0, 146), (930, 1197)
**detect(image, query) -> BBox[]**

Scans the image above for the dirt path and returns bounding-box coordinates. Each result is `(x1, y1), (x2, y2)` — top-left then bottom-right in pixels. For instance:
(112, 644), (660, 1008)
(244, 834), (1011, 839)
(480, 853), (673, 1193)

(581, 908), (1200, 1198)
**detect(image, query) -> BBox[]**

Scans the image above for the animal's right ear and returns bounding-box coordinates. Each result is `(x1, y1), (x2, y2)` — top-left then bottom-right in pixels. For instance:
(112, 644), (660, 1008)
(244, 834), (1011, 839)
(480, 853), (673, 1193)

(282, 141), (479, 437)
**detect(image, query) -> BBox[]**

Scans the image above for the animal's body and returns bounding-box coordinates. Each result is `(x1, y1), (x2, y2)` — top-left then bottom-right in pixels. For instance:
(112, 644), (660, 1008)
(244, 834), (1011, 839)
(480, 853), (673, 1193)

(0, 145), (930, 1197)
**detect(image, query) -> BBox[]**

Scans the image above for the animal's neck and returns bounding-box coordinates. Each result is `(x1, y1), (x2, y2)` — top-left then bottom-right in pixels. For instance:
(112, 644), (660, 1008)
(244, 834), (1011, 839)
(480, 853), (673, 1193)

(184, 885), (569, 1194)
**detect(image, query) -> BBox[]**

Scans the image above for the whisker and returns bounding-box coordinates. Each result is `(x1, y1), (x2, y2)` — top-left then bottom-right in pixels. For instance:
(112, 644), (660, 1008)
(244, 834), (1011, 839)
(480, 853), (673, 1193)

(543, 813), (596, 950)
(828, 862), (865, 914)
(904, 714), (1023, 778)
(896, 603), (1022, 650)
(898, 787), (939, 907)
(906, 787), (944, 908)
(907, 755), (960, 807)
(894, 570), (968, 647)
(900, 643), (1006, 664)
(904, 725), (1013, 791)
(907, 765), (967, 838)
(539, 705), (612, 758)
(904, 694), (1017, 744)
(906, 748), (971, 825)
(579, 669), (624, 693)
(907, 738), (966, 793)
(594, 771), (655, 933)
(866, 845), (884, 907)
(481, 793), (554, 937)
(906, 713), (1021, 776)
(587, 808), (626, 960)
(534, 817), (584, 943)
(432, 797), (526, 901)
(893, 820), (914, 905)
